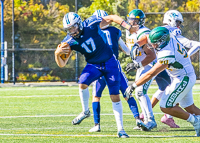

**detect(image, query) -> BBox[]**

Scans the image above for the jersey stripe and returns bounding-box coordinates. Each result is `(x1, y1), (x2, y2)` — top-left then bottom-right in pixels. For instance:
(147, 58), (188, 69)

(165, 76), (189, 108)
(157, 55), (175, 60)
(137, 30), (150, 39)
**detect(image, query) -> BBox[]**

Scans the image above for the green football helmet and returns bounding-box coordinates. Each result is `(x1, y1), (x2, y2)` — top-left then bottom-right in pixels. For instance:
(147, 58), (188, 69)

(148, 26), (170, 51)
(127, 9), (146, 26)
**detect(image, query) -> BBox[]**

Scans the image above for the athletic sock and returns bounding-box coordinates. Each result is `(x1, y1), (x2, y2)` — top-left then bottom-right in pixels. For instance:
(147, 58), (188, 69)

(136, 93), (148, 122)
(138, 100), (148, 122)
(139, 94), (154, 119)
(112, 101), (123, 131)
(92, 102), (100, 124)
(187, 114), (195, 124)
(166, 114), (173, 118)
(127, 97), (139, 118)
(79, 88), (90, 112)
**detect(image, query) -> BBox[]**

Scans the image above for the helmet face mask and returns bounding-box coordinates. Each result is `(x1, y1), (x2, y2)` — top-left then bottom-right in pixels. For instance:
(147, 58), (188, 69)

(64, 23), (80, 38)
(63, 12), (83, 38)
(163, 10), (183, 28)
(148, 27), (170, 51)
(175, 20), (183, 28)
(127, 18), (140, 26)
(128, 9), (145, 27)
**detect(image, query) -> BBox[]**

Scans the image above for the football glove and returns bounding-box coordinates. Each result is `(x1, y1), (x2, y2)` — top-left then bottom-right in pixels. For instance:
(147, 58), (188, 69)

(126, 62), (142, 73)
(124, 85), (135, 99)
(130, 43), (140, 60)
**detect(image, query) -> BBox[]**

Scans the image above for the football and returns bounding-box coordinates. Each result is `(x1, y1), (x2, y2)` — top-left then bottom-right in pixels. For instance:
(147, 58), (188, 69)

(59, 42), (71, 60)
(60, 53), (70, 60)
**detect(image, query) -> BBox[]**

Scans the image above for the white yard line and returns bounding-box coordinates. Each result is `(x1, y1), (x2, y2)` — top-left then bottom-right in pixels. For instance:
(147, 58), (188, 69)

(0, 113), (164, 119)
(0, 92), (199, 98)
(0, 124), (170, 131)
(0, 85), (200, 91)
(0, 95), (80, 98)
(0, 133), (195, 138)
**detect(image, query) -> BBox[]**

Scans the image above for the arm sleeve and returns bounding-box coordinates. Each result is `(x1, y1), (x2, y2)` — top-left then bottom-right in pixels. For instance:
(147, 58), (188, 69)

(187, 41), (200, 56)
(177, 35), (200, 56)
(118, 38), (130, 55)
(177, 35), (193, 48)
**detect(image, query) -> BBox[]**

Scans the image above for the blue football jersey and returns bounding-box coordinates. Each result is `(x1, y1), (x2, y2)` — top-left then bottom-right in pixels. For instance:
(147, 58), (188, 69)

(62, 15), (113, 64)
(102, 26), (121, 59)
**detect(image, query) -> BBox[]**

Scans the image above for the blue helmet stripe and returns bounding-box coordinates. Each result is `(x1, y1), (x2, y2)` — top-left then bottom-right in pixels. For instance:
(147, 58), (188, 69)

(66, 14), (70, 24)
(97, 10), (101, 17)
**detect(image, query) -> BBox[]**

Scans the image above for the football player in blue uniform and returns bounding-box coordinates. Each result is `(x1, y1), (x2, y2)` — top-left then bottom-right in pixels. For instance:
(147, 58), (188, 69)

(55, 12), (139, 138)
(88, 10), (148, 132)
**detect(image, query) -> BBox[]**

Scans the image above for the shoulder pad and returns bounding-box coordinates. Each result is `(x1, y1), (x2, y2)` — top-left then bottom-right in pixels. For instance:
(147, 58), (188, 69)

(137, 27), (150, 39)
(171, 28), (182, 36)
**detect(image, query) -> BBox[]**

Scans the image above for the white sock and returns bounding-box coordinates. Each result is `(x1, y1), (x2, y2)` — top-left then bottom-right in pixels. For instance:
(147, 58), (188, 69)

(79, 88), (90, 112)
(112, 101), (123, 131)
(136, 93), (148, 122)
(139, 94), (154, 119)
(138, 100), (148, 122)
(153, 89), (164, 100)
(187, 114), (195, 124)
(166, 114), (173, 118)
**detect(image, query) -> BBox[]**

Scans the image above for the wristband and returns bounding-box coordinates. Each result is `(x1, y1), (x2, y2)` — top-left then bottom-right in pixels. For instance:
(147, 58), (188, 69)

(120, 20), (132, 30)
(132, 82), (137, 88)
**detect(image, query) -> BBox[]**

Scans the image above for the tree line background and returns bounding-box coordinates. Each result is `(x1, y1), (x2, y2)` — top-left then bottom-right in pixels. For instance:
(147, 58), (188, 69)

(0, 0), (200, 82)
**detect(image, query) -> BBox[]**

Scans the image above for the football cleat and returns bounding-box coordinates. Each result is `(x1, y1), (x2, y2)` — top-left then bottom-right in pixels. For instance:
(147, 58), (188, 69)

(192, 115), (200, 136)
(161, 114), (180, 128)
(89, 124), (101, 132)
(72, 109), (91, 125)
(133, 126), (141, 130)
(117, 129), (129, 138)
(146, 117), (157, 131)
(136, 119), (149, 131)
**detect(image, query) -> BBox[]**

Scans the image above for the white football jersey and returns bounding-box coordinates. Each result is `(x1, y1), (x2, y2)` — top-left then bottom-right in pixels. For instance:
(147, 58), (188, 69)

(157, 35), (195, 77)
(126, 26), (152, 63)
(163, 25), (182, 37)
(163, 25), (199, 50)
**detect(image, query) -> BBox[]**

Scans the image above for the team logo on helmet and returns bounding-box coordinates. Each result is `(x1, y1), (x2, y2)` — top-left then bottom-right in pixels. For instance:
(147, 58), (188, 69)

(169, 12), (179, 20)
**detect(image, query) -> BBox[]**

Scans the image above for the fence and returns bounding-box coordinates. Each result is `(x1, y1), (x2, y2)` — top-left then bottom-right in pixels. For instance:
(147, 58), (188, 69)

(1, 12), (200, 83)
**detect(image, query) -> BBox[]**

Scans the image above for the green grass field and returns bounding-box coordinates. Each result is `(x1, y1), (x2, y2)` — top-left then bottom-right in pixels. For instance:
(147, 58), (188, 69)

(0, 84), (200, 142)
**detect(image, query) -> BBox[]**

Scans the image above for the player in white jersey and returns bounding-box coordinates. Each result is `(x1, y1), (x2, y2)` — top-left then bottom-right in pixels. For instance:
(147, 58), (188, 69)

(150, 10), (200, 127)
(126, 9), (180, 129)
(126, 9), (158, 130)
(125, 26), (200, 136)
(162, 10), (200, 57)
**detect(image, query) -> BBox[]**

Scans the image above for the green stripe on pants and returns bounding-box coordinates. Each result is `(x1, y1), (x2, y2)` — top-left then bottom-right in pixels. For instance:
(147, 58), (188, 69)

(166, 76), (189, 108)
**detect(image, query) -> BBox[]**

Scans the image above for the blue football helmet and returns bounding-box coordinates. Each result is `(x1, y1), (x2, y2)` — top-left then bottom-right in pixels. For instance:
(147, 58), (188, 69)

(63, 12), (83, 38)
(93, 10), (109, 29)
(93, 10), (108, 18)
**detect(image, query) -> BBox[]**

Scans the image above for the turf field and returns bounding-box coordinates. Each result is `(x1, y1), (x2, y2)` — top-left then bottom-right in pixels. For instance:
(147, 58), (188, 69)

(0, 84), (200, 142)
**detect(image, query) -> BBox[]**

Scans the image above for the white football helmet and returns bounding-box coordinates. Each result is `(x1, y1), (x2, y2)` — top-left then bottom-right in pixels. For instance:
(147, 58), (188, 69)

(163, 10), (183, 28)
(93, 10), (108, 18)
(63, 12), (83, 38)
